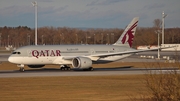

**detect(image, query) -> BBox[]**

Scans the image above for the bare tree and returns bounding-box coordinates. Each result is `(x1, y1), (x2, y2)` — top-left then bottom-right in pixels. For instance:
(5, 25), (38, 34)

(153, 19), (161, 29)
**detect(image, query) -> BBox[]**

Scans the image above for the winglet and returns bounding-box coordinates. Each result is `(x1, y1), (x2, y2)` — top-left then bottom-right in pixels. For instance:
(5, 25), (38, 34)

(113, 17), (139, 47)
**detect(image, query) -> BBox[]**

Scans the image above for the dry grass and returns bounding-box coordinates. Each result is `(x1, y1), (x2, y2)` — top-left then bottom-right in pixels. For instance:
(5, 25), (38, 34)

(0, 62), (179, 101)
(0, 75), (148, 101)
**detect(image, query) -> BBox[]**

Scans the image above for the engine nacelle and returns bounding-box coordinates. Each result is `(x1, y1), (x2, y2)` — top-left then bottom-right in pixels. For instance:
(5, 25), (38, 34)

(27, 65), (45, 68)
(72, 57), (92, 69)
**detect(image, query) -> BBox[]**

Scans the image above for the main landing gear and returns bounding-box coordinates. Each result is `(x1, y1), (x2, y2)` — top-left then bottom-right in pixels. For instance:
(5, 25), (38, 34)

(17, 64), (25, 72)
(60, 65), (71, 71)
(88, 67), (94, 71)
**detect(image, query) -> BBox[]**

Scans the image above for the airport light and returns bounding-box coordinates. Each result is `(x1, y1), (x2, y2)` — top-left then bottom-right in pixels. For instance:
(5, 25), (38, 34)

(101, 33), (103, 44)
(111, 33), (114, 44)
(86, 33), (91, 44)
(32, 1), (38, 45)
(155, 30), (161, 59)
(59, 33), (64, 44)
(162, 11), (167, 45)
(0, 33), (1, 47)
(86, 33), (87, 44)
(59, 33), (61, 44)
(27, 33), (28, 45)
(94, 34), (96, 44)
(61, 33), (64, 44)
(28, 35), (31, 45)
(107, 34), (109, 44)
(41, 35), (44, 45)
(8, 35), (9, 46)
(76, 34), (78, 44)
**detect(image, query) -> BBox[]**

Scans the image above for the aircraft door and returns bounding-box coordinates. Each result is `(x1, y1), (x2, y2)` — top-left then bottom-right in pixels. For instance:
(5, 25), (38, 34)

(27, 50), (32, 57)
(90, 49), (95, 55)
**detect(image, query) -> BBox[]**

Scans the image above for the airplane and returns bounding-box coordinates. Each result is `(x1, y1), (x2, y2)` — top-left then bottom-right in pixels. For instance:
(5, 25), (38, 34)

(8, 17), (166, 72)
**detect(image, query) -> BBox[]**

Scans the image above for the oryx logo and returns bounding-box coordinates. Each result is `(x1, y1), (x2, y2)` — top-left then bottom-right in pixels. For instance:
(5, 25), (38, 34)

(121, 21), (138, 47)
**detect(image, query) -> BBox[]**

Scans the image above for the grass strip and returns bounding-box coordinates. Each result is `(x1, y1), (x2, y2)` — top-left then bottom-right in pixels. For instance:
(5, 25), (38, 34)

(0, 75), (148, 101)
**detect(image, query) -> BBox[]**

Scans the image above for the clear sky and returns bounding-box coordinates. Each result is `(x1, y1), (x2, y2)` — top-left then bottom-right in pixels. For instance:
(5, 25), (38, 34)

(0, 0), (180, 28)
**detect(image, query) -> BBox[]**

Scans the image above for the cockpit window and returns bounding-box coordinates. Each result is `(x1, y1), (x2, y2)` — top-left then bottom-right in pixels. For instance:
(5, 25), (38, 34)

(12, 52), (16, 54)
(12, 52), (21, 54)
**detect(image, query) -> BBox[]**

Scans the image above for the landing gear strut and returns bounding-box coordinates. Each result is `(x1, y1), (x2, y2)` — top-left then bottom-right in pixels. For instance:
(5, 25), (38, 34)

(17, 64), (25, 72)
(60, 65), (71, 71)
(19, 67), (25, 72)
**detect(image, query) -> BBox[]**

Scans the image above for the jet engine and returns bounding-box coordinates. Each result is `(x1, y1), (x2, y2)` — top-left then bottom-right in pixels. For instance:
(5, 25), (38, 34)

(72, 57), (92, 69)
(27, 65), (45, 68)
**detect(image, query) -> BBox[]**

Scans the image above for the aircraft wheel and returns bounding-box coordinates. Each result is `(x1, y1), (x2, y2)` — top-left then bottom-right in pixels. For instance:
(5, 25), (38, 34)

(64, 67), (71, 71)
(19, 67), (25, 72)
(60, 67), (64, 71)
(89, 67), (94, 71)
(64, 67), (68, 71)
(67, 67), (71, 71)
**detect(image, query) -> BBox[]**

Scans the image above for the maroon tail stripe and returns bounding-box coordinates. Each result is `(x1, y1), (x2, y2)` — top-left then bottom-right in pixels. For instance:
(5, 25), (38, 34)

(121, 21), (138, 47)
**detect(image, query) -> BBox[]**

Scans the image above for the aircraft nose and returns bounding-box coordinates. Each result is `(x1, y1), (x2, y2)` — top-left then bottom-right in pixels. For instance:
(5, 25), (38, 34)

(8, 56), (14, 63)
(8, 56), (22, 64)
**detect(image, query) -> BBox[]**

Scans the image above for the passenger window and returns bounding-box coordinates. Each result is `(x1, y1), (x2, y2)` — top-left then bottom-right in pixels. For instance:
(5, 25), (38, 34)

(12, 52), (21, 54)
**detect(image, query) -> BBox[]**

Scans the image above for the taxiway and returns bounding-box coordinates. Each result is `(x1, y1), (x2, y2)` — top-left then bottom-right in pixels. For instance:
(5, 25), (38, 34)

(0, 67), (179, 78)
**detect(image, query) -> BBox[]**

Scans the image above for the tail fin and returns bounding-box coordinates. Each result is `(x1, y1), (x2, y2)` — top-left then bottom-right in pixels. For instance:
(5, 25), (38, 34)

(113, 17), (139, 47)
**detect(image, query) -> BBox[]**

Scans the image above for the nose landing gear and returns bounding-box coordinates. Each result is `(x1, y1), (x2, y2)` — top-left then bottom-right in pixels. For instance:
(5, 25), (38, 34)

(17, 64), (25, 72)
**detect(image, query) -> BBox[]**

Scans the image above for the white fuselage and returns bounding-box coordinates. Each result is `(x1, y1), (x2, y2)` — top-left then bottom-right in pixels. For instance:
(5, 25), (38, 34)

(8, 44), (134, 65)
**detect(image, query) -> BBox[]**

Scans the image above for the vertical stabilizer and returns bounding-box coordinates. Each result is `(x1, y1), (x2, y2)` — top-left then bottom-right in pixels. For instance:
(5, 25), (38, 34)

(113, 17), (139, 47)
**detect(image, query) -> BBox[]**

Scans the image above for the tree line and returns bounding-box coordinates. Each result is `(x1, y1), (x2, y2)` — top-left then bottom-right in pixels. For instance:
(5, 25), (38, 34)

(0, 20), (179, 48)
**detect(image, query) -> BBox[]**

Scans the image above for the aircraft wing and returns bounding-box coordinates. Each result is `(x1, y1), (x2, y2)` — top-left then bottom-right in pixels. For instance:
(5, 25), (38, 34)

(90, 46), (175, 58)
(61, 46), (175, 61)
(61, 49), (157, 61)
(90, 48), (154, 58)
